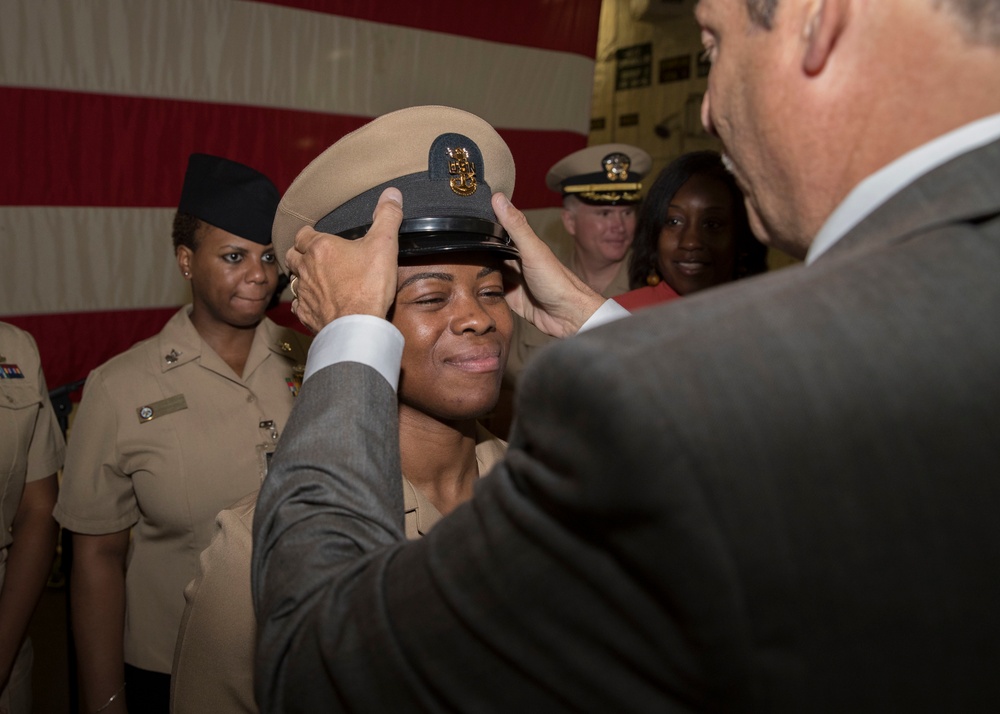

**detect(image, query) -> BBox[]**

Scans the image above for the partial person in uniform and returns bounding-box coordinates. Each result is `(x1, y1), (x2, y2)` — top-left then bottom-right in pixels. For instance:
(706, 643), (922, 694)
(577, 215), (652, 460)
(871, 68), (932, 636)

(254, 0), (1000, 705)
(54, 154), (310, 714)
(171, 106), (514, 714)
(496, 143), (650, 433)
(0, 323), (62, 714)
(546, 143), (651, 295)
(615, 150), (767, 311)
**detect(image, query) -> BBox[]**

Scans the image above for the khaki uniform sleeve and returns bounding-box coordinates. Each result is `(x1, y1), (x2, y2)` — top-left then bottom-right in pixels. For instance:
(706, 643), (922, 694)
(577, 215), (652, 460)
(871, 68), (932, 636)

(54, 370), (139, 534)
(172, 500), (258, 714)
(24, 332), (65, 483)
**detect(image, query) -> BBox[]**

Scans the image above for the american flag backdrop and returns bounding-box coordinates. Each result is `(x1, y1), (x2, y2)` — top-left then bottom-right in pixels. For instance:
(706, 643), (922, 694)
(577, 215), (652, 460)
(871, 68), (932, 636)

(0, 0), (602, 392)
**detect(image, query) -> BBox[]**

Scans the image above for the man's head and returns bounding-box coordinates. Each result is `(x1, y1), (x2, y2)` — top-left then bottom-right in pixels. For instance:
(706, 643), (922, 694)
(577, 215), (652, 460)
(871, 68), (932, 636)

(547, 144), (651, 267)
(696, 0), (1000, 259)
(560, 196), (637, 266)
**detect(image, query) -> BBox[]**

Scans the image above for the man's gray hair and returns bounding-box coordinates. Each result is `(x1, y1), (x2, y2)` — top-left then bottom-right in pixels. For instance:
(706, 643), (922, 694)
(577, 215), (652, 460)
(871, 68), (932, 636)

(934, 0), (1000, 45)
(745, 0), (778, 29)
(747, 0), (998, 44)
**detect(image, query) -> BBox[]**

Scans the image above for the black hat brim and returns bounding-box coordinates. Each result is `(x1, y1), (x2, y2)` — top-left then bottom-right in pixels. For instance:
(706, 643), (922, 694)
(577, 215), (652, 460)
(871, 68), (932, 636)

(328, 216), (518, 260)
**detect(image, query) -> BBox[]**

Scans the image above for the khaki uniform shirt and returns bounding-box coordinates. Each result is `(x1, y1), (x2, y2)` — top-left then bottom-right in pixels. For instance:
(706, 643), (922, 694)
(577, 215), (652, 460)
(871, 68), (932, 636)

(54, 307), (310, 673)
(505, 248), (631, 384)
(0, 322), (65, 714)
(170, 426), (507, 714)
(0, 322), (65, 555)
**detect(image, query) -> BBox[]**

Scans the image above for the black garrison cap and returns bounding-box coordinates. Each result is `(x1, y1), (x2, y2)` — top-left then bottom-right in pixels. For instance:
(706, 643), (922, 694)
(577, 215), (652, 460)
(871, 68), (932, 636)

(178, 153), (280, 246)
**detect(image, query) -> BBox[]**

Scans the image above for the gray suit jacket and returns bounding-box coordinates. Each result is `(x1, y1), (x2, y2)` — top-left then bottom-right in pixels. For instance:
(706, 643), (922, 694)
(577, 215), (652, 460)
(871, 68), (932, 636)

(252, 139), (1000, 712)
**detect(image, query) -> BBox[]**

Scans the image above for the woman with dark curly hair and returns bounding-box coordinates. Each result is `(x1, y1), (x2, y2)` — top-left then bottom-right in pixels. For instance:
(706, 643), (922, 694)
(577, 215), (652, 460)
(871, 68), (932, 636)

(616, 150), (767, 311)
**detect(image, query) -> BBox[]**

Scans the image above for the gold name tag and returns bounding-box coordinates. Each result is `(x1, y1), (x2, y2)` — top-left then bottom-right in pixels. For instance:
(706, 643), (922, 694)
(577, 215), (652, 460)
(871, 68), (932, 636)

(136, 394), (188, 423)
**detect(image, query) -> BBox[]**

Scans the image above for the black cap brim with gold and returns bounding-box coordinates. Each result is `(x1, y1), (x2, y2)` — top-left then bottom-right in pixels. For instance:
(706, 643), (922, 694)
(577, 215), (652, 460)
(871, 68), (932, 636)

(178, 153), (279, 245)
(273, 106), (517, 271)
(546, 143), (652, 206)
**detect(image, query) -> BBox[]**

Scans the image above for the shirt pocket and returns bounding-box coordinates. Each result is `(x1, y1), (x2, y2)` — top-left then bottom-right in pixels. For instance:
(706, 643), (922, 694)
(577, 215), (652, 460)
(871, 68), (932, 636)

(0, 383), (42, 411)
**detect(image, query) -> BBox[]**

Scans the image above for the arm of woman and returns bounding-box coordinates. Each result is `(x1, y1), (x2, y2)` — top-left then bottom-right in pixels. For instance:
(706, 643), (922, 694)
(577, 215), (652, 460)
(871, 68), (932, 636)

(71, 529), (130, 714)
(172, 496), (258, 714)
(0, 474), (59, 691)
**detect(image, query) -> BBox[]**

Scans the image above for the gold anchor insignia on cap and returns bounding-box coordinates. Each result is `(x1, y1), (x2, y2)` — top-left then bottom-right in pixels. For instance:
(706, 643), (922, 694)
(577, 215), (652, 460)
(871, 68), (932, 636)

(602, 153), (631, 182)
(447, 147), (477, 196)
(164, 349), (181, 364)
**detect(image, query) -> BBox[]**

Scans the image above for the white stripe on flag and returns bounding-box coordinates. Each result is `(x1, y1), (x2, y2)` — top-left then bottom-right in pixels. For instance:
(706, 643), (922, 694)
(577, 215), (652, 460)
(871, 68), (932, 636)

(0, 206), (564, 315)
(0, 0), (595, 133)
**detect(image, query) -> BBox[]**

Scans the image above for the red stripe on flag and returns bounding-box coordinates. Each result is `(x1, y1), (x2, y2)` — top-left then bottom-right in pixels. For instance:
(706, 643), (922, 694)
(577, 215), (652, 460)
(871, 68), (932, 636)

(1, 87), (580, 210)
(249, 0), (603, 58)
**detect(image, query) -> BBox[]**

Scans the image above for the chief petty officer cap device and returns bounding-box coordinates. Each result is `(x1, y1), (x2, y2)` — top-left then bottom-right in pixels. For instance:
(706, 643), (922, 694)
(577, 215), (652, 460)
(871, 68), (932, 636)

(272, 105), (518, 270)
(178, 153), (280, 246)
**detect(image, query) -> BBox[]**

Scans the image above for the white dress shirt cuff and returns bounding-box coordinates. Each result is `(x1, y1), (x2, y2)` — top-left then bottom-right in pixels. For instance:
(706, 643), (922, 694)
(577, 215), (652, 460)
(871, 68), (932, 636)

(303, 314), (405, 391)
(579, 299), (630, 333)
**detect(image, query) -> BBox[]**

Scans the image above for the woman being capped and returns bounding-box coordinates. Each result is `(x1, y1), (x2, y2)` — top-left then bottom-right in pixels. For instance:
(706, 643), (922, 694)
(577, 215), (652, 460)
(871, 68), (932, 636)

(171, 106), (516, 713)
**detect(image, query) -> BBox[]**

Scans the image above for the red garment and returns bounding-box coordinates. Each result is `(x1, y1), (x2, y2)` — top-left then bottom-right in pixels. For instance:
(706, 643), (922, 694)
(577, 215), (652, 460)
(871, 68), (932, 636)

(613, 281), (682, 311)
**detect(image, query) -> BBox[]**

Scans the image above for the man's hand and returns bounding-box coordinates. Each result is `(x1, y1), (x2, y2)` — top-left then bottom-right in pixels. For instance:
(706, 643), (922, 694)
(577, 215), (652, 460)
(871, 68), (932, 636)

(286, 188), (404, 333)
(493, 193), (604, 338)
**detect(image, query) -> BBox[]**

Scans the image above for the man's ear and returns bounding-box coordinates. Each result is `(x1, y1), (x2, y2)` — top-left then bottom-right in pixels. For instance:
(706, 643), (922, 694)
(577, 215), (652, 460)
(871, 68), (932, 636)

(803, 0), (849, 76)
(560, 207), (577, 237)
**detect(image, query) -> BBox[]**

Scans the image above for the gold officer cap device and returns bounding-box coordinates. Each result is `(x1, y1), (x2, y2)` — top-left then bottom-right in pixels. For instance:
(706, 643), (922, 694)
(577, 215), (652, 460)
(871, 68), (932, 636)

(545, 143), (652, 206)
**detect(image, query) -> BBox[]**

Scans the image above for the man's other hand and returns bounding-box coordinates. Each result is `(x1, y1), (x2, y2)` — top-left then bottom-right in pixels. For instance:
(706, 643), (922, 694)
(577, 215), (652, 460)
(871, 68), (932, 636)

(493, 192), (604, 338)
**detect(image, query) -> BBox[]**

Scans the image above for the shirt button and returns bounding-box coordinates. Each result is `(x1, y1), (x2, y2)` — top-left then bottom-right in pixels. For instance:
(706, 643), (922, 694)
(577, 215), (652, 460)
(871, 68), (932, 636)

(246, 394), (256, 403)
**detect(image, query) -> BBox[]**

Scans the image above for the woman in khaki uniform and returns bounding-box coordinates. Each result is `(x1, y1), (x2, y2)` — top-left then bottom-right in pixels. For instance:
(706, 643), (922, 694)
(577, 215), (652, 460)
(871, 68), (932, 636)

(171, 427), (506, 714)
(53, 155), (310, 714)
(0, 322), (63, 714)
(171, 108), (517, 713)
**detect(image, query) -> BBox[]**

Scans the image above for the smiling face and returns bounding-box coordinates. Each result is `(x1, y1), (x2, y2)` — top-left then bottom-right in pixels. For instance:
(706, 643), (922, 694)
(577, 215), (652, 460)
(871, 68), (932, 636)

(563, 200), (638, 266)
(392, 255), (512, 423)
(178, 225), (278, 329)
(657, 173), (738, 295)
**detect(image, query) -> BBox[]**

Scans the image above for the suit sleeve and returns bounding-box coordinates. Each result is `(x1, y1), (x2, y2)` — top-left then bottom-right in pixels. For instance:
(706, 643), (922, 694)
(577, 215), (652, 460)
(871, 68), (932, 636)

(251, 361), (407, 710)
(251, 337), (747, 712)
